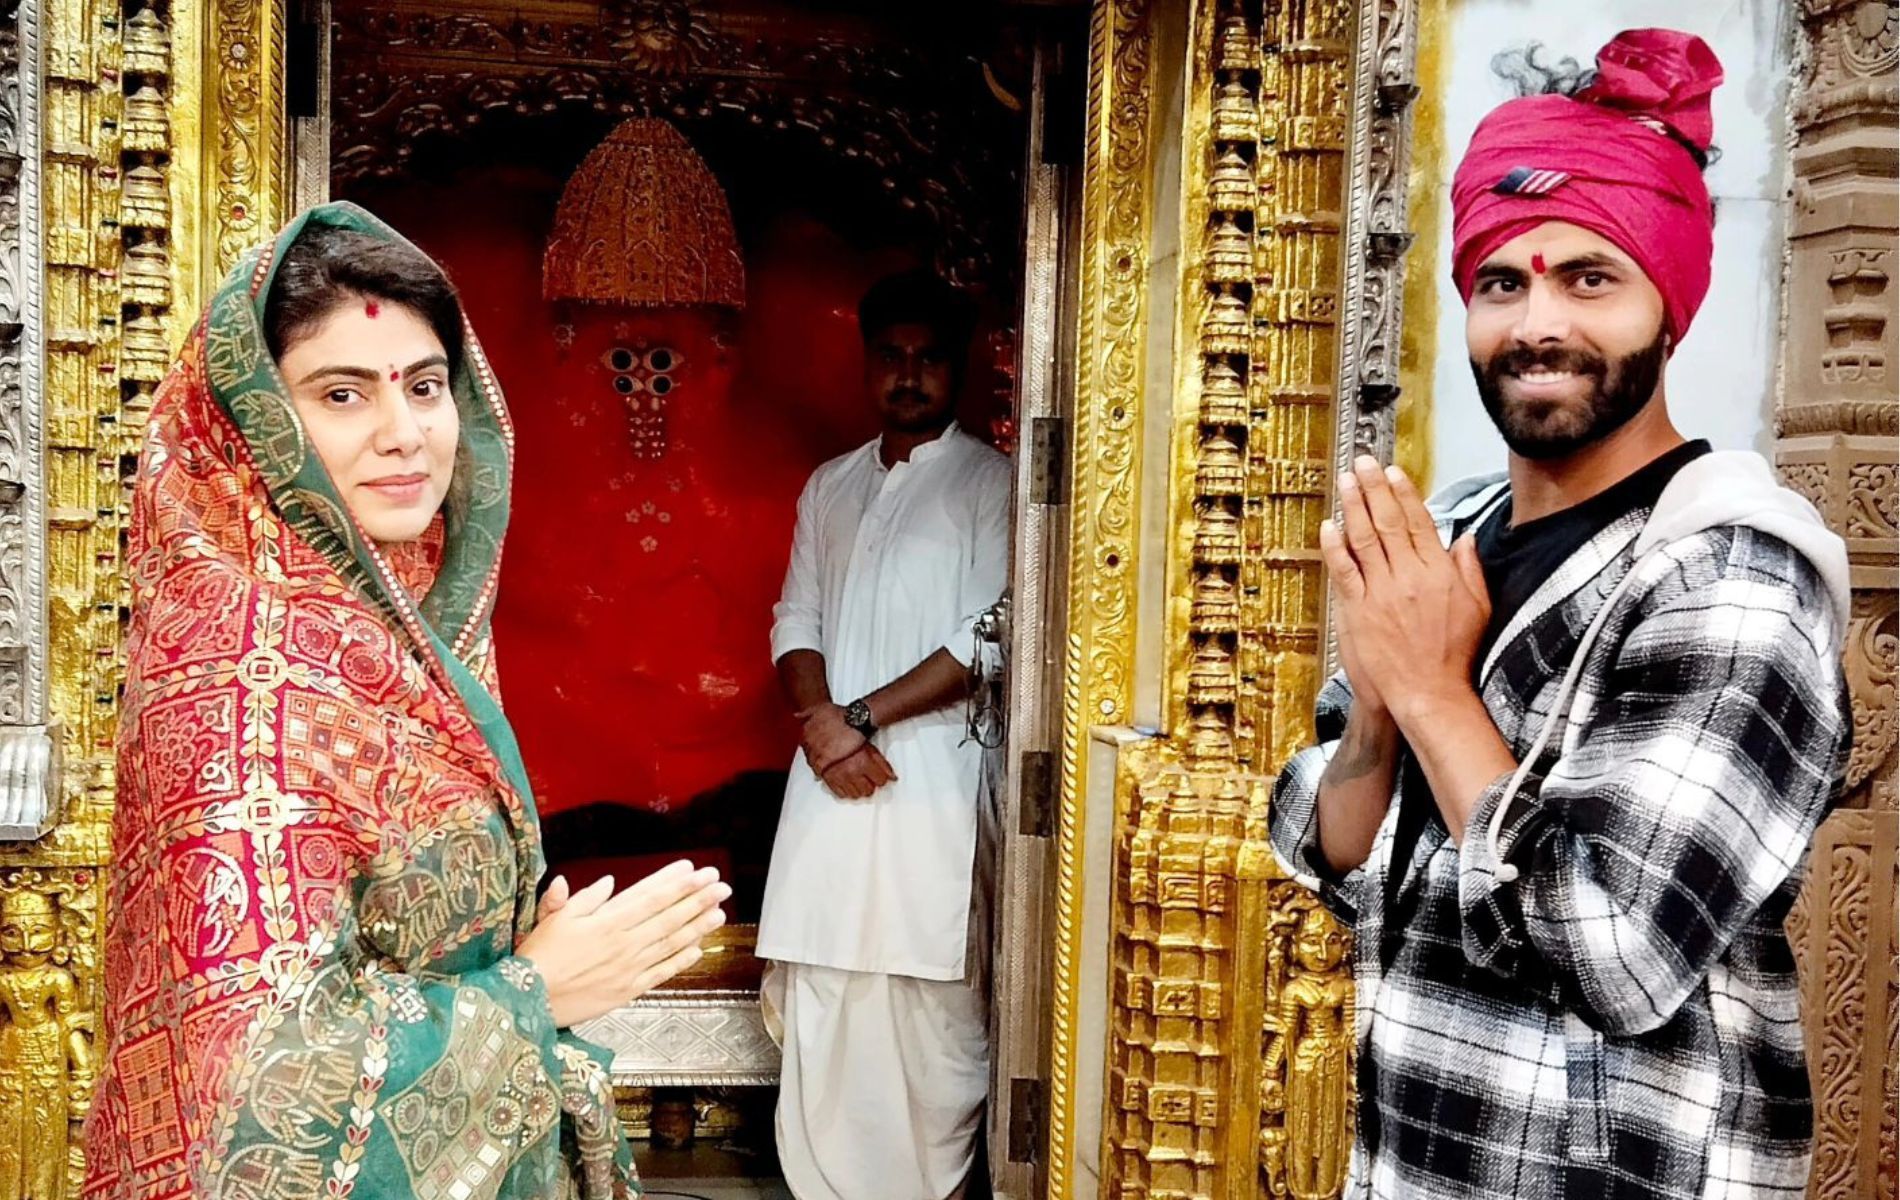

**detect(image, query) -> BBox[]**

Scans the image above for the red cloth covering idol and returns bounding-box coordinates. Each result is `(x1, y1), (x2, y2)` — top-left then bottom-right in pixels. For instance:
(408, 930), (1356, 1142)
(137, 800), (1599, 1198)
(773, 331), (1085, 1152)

(1450, 29), (1724, 345)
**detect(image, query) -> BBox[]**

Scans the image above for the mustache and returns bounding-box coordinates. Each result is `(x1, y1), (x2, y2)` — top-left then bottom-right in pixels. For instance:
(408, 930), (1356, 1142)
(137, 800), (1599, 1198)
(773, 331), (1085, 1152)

(886, 387), (928, 405)
(1484, 345), (1607, 379)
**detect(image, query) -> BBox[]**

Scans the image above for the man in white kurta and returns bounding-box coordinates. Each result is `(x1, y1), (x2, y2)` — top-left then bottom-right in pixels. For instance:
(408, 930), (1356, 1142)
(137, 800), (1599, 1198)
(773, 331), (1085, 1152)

(758, 270), (1010, 1200)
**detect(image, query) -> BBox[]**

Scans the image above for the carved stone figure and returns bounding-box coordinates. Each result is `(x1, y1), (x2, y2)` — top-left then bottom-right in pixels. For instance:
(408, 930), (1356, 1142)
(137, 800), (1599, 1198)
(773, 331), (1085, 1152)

(1263, 905), (1352, 1200)
(0, 889), (92, 1200)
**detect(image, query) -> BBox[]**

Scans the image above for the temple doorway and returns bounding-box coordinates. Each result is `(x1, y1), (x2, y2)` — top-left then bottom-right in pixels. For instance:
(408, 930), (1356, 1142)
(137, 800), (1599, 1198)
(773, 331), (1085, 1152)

(322, 1), (1086, 1189)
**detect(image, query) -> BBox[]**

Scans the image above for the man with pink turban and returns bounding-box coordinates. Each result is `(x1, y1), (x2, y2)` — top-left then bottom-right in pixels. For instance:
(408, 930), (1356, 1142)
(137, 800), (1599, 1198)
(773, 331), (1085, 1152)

(1269, 29), (1852, 1198)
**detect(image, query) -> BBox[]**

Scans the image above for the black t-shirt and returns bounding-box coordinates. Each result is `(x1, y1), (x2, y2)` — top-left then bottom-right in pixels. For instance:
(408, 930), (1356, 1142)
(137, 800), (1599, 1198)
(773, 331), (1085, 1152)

(1378, 439), (1712, 945)
(1474, 439), (1712, 659)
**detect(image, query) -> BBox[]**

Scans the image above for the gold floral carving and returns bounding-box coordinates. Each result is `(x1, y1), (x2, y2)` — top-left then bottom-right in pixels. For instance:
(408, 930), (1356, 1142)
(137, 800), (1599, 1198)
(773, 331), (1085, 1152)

(208, 0), (287, 279)
(1048, 0), (1154, 1192)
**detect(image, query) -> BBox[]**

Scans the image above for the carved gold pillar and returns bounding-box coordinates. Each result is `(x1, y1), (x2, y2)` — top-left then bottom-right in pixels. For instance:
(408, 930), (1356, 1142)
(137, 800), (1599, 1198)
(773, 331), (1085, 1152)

(1047, 1), (1158, 1193)
(197, 0), (289, 285)
(3, 0), (125, 1192)
(2, 0), (281, 1189)
(1093, 0), (1417, 1195)
(1776, 4), (1898, 1199)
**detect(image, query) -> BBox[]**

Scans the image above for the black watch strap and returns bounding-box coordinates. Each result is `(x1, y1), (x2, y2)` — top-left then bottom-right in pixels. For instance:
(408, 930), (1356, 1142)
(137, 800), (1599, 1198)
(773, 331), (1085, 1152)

(844, 698), (878, 738)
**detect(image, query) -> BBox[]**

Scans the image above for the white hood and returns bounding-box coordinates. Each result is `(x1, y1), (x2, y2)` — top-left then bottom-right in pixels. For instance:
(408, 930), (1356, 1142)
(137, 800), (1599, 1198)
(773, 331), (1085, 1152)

(1482, 448), (1850, 883)
(1638, 450), (1850, 648)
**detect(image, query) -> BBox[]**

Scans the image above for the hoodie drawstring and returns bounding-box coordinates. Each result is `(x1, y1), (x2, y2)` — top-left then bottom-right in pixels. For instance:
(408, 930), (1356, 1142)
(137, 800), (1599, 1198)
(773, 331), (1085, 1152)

(1485, 557), (1650, 884)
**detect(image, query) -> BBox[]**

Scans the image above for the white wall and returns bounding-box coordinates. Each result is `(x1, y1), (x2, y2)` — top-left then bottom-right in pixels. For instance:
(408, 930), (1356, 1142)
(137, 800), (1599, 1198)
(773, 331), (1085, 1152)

(1424, 0), (1794, 490)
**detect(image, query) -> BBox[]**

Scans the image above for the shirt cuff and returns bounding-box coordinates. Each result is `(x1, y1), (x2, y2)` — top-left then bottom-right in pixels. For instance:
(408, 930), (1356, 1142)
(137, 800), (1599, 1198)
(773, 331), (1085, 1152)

(1458, 766), (1551, 880)
(1456, 768), (1556, 979)
(770, 623), (823, 664)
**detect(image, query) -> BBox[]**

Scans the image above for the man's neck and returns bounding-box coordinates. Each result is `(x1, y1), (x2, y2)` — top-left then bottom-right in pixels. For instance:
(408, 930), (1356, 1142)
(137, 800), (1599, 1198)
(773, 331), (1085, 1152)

(880, 421), (954, 468)
(1506, 396), (1685, 525)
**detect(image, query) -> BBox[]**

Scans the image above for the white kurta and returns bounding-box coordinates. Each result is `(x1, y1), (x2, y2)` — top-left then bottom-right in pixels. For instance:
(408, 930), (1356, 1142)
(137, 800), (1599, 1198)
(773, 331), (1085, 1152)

(757, 424), (1010, 982)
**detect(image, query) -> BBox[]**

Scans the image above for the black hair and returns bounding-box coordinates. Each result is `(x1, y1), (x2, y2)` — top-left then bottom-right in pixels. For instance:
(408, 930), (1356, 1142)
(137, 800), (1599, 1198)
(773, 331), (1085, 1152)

(1489, 41), (1720, 172)
(856, 269), (976, 353)
(263, 226), (466, 367)
(1489, 42), (1596, 100)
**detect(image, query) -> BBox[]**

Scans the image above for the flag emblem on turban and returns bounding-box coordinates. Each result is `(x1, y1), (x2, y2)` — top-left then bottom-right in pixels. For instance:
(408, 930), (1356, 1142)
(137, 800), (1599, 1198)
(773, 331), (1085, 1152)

(1493, 167), (1573, 196)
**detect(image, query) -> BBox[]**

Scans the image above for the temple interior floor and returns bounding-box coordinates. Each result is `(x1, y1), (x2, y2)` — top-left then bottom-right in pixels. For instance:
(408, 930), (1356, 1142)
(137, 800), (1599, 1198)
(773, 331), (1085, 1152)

(634, 1143), (792, 1200)
(632, 1135), (1000, 1198)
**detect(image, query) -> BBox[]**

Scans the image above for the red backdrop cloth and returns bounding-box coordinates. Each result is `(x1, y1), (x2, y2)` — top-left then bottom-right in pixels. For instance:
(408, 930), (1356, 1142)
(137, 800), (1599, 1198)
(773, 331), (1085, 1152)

(364, 168), (913, 816)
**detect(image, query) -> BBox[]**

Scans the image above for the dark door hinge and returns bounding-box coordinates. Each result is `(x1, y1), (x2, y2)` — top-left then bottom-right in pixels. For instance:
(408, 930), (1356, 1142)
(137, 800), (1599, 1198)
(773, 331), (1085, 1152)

(1027, 416), (1067, 506)
(1018, 749), (1054, 838)
(1006, 1076), (1047, 1163)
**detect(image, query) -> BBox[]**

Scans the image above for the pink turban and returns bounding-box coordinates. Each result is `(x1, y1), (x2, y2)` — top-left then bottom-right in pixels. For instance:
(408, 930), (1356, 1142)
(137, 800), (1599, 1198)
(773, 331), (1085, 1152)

(1451, 29), (1724, 345)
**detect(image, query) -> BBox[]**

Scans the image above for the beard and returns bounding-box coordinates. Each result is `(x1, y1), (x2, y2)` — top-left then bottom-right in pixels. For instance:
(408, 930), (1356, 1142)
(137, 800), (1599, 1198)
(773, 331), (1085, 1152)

(1472, 333), (1667, 460)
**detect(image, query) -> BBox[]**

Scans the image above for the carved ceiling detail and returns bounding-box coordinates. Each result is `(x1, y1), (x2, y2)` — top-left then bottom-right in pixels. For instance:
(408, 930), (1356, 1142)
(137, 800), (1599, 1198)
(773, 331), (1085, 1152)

(330, 3), (1028, 288)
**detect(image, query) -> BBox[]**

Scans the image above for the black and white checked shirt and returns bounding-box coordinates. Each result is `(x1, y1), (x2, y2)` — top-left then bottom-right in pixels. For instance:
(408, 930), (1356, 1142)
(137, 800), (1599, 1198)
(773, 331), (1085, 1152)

(1270, 465), (1851, 1199)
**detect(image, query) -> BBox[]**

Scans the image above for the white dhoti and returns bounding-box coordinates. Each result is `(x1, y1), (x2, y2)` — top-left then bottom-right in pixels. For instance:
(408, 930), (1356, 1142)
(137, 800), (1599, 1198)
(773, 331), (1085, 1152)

(763, 961), (989, 1200)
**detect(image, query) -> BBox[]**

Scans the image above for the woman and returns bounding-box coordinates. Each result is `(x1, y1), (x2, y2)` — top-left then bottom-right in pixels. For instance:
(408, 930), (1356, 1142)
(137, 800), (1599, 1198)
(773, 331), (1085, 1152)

(83, 202), (727, 1198)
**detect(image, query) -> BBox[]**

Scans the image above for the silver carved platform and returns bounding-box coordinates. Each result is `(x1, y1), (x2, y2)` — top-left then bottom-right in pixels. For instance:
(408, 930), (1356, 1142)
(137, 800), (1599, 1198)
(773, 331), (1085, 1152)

(576, 988), (780, 1088)
(0, 724), (59, 839)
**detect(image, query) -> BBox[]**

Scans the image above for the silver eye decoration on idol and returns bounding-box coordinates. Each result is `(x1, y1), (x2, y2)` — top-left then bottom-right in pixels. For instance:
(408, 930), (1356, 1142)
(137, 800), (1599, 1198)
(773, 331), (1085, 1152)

(601, 343), (684, 459)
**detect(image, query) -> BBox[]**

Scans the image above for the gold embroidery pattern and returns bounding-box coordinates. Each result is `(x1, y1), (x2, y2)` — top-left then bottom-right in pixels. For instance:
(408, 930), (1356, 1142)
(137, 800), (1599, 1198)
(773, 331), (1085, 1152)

(387, 988), (559, 1200)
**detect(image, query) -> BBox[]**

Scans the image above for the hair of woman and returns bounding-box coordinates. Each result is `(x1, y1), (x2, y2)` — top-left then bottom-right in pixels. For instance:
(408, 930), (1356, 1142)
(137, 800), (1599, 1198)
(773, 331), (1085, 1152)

(263, 225), (466, 366)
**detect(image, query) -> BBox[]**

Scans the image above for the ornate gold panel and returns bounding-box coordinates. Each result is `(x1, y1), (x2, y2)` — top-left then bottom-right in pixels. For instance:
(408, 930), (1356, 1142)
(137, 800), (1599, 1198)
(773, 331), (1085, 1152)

(202, 0), (288, 283)
(1048, 2), (1157, 1194)
(0, 867), (102, 1198)
(6, 0), (282, 1191)
(1096, 0), (1424, 1193)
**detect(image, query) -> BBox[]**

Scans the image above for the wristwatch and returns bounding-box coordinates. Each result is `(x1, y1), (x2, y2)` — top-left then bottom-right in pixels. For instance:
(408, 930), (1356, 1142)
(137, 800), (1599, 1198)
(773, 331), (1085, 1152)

(843, 698), (879, 739)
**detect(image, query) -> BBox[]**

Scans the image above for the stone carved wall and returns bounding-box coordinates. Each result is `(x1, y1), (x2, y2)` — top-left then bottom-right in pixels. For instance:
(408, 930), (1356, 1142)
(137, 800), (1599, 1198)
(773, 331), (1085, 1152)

(1776, 3), (1898, 1199)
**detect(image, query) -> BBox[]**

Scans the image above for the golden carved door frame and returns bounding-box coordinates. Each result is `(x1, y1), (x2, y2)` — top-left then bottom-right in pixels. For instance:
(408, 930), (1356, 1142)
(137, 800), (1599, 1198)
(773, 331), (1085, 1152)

(1042, 0), (1422, 1193)
(10, 2), (1893, 1199)
(4, 0), (335, 1190)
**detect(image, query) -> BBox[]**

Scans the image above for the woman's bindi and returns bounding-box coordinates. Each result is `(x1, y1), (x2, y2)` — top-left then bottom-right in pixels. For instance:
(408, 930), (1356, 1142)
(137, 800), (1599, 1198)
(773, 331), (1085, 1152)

(388, 369), (401, 382)
(1530, 252), (1547, 275)
(364, 301), (380, 318)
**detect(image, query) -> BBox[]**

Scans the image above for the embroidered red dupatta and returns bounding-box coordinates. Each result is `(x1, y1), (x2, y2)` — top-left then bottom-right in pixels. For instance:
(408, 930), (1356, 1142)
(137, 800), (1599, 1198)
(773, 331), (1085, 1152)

(83, 204), (635, 1199)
